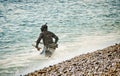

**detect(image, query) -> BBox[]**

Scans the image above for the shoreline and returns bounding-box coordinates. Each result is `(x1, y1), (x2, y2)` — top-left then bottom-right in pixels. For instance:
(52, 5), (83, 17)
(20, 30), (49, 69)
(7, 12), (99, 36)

(24, 43), (120, 76)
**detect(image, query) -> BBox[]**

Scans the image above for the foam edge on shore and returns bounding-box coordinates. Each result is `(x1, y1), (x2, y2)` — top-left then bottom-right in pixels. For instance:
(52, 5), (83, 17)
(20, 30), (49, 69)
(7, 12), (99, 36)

(23, 43), (120, 76)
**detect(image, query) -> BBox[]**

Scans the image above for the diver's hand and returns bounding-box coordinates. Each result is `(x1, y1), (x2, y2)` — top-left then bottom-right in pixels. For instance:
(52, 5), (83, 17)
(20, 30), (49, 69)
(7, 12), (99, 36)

(35, 45), (41, 51)
(32, 44), (41, 51)
(37, 47), (41, 51)
(53, 42), (58, 48)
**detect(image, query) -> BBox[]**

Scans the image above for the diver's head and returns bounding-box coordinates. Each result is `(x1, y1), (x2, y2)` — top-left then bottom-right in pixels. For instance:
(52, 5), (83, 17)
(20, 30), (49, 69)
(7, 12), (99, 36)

(41, 23), (48, 31)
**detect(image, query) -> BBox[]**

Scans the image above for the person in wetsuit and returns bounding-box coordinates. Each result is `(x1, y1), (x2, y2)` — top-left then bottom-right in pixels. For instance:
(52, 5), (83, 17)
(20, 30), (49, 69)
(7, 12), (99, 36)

(35, 23), (59, 55)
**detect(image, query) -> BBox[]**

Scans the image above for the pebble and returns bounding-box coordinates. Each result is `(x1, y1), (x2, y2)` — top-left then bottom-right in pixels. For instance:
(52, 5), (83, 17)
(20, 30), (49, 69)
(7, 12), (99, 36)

(24, 43), (120, 76)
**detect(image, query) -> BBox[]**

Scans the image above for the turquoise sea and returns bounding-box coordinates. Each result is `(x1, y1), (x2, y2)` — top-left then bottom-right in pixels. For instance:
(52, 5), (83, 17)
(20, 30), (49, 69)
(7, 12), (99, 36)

(0, 0), (120, 76)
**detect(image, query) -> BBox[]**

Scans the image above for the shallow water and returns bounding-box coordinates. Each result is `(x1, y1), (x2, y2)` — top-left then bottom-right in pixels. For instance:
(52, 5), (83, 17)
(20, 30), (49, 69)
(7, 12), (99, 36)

(0, 0), (120, 76)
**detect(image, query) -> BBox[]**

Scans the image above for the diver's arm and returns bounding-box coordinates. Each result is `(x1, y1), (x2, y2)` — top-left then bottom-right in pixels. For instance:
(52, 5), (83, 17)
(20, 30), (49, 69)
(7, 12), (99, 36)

(54, 35), (58, 44)
(52, 33), (59, 44)
(36, 33), (43, 48)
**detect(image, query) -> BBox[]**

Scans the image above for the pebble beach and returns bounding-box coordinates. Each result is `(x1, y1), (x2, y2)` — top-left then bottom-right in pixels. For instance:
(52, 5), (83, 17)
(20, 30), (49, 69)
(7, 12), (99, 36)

(24, 43), (120, 76)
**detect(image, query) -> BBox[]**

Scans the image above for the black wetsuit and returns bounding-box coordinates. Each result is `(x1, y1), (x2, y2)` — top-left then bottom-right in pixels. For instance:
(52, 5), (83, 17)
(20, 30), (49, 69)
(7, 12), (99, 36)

(36, 30), (58, 48)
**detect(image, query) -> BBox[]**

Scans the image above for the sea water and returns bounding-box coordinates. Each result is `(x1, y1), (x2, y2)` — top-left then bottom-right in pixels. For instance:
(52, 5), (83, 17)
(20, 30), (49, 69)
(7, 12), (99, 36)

(0, 0), (120, 76)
